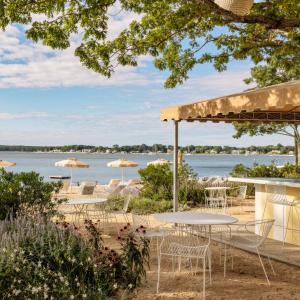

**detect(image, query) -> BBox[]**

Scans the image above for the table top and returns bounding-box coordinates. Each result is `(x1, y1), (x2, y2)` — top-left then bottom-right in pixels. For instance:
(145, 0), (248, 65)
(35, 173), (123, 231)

(228, 177), (300, 188)
(153, 212), (238, 225)
(65, 198), (107, 205)
(205, 186), (230, 191)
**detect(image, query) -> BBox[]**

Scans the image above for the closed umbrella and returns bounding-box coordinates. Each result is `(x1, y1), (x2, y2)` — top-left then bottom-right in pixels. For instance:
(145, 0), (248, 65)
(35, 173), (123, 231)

(107, 159), (139, 183)
(55, 158), (89, 189)
(147, 159), (171, 166)
(0, 160), (16, 168)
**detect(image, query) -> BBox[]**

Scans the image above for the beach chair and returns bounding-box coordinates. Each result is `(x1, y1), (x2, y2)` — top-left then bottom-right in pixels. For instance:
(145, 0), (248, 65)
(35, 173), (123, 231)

(79, 181), (96, 195)
(108, 179), (121, 189)
(58, 181), (71, 194)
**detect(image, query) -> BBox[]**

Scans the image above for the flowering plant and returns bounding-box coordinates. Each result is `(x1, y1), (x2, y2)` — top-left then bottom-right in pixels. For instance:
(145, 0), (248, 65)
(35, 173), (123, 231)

(0, 216), (149, 299)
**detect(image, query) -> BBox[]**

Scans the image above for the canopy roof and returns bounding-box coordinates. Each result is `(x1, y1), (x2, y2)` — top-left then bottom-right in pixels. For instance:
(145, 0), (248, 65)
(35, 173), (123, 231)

(161, 80), (300, 123)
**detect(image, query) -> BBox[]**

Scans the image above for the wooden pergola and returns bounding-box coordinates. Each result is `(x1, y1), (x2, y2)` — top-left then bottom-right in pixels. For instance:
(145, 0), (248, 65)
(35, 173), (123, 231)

(160, 80), (300, 211)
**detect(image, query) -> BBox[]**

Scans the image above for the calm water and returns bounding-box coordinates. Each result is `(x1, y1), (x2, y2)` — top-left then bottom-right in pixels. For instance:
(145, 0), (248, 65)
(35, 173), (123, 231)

(0, 152), (294, 184)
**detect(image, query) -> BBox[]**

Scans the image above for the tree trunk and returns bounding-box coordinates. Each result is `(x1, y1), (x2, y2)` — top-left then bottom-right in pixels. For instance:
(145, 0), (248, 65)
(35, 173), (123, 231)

(295, 136), (299, 165)
(294, 125), (300, 166)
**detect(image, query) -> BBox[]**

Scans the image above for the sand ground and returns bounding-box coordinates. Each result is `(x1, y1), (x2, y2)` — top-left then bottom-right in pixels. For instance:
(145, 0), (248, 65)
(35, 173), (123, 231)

(59, 198), (300, 300)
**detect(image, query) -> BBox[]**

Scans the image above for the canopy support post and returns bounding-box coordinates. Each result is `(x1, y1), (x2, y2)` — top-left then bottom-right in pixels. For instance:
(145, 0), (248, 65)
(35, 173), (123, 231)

(173, 120), (179, 212)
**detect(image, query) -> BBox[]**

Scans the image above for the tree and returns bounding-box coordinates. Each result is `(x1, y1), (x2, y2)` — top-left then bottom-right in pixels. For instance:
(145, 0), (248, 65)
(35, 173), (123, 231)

(0, 1), (299, 88)
(234, 123), (300, 164)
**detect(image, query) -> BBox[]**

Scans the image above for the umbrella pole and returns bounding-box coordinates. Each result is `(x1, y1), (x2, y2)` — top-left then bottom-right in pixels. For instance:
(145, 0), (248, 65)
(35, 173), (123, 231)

(121, 168), (124, 183)
(70, 168), (73, 192)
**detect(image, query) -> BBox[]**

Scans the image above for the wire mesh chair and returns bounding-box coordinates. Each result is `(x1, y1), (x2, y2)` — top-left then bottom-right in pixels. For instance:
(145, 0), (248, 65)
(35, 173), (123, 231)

(262, 185), (300, 245)
(157, 225), (211, 299)
(228, 185), (247, 209)
(132, 214), (171, 260)
(205, 187), (228, 214)
(227, 219), (275, 285)
(109, 195), (131, 224)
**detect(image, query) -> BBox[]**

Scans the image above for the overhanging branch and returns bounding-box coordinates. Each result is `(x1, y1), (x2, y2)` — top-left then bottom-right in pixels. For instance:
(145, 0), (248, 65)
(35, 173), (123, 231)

(194, 0), (300, 30)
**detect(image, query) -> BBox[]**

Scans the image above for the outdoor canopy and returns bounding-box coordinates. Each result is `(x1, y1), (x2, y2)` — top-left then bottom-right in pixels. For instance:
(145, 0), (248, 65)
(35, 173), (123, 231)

(161, 80), (300, 123)
(160, 79), (300, 212)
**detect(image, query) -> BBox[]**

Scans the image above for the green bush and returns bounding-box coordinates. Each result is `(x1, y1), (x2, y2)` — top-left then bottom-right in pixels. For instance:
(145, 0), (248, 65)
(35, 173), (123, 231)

(128, 197), (173, 214)
(230, 162), (300, 179)
(138, 163), (205, 206)
(106, 194), (125, 211)
(0, 216), (149, 299)
(0, 169), (63, 220)
(138, 164), (173, 201)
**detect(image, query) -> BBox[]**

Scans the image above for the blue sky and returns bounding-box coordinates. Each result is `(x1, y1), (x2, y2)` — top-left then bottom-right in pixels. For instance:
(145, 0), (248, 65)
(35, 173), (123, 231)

(0, 9), (292, 147)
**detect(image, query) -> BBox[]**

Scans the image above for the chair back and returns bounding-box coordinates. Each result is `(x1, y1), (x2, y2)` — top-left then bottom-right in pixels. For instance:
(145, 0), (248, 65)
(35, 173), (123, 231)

(80, 181), (96, 195)
(205, 188), (227, 213)
(122, 195), (131, 213)
(132, 214), (150, 229)
(110, 184), (126, 195)
(160, 225), (208, 258)
(238, 185), (247, 200)
(267, 185), (294, 205)
(61, 181), (70, 192)
(108, 179), (121, 189)
(246, 219), (274, 247)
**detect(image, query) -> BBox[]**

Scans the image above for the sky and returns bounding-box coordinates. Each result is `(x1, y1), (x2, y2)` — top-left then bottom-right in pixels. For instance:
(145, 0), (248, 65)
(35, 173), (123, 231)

(0, 6), (292, 147)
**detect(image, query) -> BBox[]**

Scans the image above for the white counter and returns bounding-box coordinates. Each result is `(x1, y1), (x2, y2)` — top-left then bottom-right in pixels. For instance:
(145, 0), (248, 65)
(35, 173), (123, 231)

(228, 177), (300, 245)
(228, 177), (300, 188)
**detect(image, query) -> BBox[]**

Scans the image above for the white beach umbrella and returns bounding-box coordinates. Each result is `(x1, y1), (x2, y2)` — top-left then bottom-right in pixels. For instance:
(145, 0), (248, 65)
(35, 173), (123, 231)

(147, 159), (171, 166)
(55, 158), (89, 187)
(107, 159), (139, 182)
(0, 160), (16, 168)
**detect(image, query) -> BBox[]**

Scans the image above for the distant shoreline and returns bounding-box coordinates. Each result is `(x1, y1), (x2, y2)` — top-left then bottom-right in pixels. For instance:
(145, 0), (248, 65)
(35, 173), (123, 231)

(0, 150), (294, 157)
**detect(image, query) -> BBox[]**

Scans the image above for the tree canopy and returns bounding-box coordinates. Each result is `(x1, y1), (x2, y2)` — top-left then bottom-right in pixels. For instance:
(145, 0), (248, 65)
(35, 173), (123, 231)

(0, 0), (299, 88)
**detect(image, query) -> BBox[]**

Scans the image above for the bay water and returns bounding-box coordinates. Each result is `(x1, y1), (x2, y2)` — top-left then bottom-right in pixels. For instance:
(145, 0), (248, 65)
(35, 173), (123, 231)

(0, 152), (294, 184)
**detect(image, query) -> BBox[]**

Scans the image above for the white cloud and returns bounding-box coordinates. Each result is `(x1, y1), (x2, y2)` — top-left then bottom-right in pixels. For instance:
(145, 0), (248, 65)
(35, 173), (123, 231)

(0, 111), (49, 120)
(0, 10), (158, 89)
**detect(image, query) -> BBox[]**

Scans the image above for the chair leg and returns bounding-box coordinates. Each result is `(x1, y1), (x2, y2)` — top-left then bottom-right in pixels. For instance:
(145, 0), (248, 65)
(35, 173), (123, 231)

(267, 256), (276, 275)
(256, 248), (270, 285)
(203, 257), (206, 300)
(224, 243), (227, 277)
(157, 254), (161, 293)
(283, 205), (292, 246)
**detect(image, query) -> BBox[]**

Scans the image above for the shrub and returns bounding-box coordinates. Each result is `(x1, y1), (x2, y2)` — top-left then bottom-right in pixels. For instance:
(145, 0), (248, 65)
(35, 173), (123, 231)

(0, 216), (149, 299)
(0, 169), (63, 220)
(138, 163), (205, 206)
(128, 197), (173, 214)
(138, 164), (173, 201)
(230, 162), (300, 179)
(106, 194), (125, 211)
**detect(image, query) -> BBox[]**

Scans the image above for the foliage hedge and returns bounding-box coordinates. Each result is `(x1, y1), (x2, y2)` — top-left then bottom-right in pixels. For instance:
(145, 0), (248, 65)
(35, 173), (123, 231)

(0, 169), (63, 220)
(230, 162), (300, 179)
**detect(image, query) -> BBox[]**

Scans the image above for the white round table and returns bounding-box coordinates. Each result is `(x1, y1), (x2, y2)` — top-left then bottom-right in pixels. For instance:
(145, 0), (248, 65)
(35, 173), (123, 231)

(64, 198), (107, 223)
(65, 198), (107, 205)
(154, 212), (238, 240)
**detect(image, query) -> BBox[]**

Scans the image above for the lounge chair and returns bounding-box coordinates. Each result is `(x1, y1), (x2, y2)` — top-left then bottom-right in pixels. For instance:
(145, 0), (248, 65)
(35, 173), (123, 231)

(56, 181), (71, 195)
(79, 181), (96, 195)
(108, 179), (122, 189)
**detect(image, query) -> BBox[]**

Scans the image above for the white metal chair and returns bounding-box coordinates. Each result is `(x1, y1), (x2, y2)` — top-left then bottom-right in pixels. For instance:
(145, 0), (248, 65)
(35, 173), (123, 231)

(228, 185), (247, 209)
(262, 185), (300, 245)
(205, 188), (228, 214)
(157, 225), (211, 299)
(110, 195), (131, 224)
(132, 214), (170, 263)
(227, 219), (275, 285)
